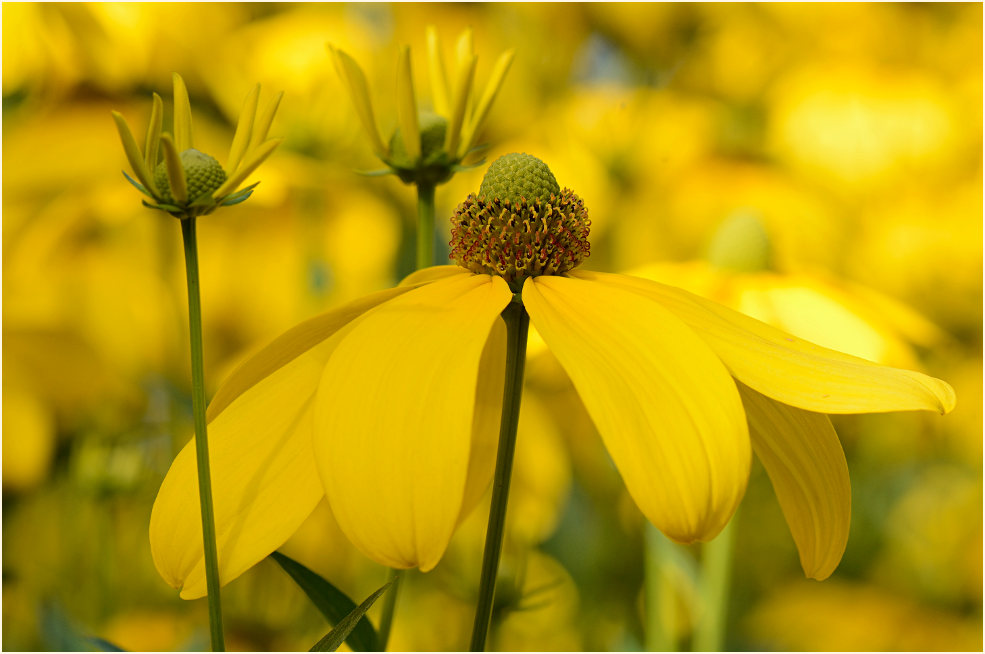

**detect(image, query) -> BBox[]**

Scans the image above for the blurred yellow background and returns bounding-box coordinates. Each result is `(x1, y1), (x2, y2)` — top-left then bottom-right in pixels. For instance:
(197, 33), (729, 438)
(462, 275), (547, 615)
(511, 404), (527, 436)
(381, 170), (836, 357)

(2, 3), (981, 651)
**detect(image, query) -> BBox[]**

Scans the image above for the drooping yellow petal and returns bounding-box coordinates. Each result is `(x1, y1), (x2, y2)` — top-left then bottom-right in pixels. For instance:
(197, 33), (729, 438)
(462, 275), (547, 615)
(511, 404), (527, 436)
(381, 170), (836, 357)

(143, 93), (164, 188)
(111, 110), (155, 192)
(212, 138), (282, 199)
(226, 84), (259, 176)
(523, 275), (751, 543)
(459, 315), (506, 521)
(208, 286), (415, 420)
(172, 73), (193, 152)
(329, 45), (388, 158)
(575, 271), (956, 415)
(159, 133), (187, 204)
(396, 45), (421, 161)
(443, 54), (477, 158)
(459, 49), (514, 156)
(398, 265), (469, 287)
(738, 383), (850, 580)
(150, 342), (334, 599)
(314, 273), (512, 570)
(426, 26), (450, 117)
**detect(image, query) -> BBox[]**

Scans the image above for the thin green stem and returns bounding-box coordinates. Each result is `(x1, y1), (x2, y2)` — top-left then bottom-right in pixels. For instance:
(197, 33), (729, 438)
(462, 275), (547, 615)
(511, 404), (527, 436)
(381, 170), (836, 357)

(179, 217), (225, 652)
(416, 182), (436, 269)
(644, 523), (681, 652)
(694, 520), (734, 652)
(469, 301), (529, 652)
(376, 568), (402, 651)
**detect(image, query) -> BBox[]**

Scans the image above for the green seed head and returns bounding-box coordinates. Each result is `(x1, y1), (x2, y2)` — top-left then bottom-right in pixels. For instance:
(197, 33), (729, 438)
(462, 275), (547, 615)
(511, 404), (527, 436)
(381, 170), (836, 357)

(154, 149), (226, 204)
(388, 111), (449, 168)
(478, 152), (560, 205)
(451, 154), (590, 286)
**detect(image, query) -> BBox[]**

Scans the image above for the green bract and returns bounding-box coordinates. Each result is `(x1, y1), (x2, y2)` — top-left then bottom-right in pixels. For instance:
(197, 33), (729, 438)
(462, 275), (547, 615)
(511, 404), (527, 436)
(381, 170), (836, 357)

(112, 73), (283, 219)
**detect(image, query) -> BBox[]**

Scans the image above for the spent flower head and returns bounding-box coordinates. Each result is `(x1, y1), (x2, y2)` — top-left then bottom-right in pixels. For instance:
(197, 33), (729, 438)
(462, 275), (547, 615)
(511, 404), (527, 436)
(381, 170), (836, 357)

(112, 73), (283, 219)
(330, 27), (514, 186)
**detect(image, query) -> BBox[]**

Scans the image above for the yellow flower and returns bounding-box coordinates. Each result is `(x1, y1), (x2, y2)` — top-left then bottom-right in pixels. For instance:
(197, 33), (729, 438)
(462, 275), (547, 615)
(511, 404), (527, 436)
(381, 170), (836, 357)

(112, 73), (283, 218)
(330, 27), (514, 185)
(149, 154), (954, 598)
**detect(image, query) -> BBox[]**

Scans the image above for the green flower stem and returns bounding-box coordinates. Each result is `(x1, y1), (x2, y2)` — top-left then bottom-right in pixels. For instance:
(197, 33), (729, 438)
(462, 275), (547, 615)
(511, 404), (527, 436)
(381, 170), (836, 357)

(694, 520), (734, 652)
(179, 216), (225, 652)
(644, 523), (681, 652)
(376, 568), (402, 651)
(469, 300), (529, 652)
(416, 182), (436, 269)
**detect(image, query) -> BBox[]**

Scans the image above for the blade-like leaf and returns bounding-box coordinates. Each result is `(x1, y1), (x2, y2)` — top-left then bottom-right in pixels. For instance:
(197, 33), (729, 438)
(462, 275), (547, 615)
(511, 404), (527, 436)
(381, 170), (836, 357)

(270, 552), (379, 652)
(309, 578), (396, 652)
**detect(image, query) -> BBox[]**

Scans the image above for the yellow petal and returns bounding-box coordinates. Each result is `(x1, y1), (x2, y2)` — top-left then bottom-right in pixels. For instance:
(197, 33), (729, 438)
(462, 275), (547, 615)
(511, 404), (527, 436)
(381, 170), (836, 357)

(248, 90), (283, 154)
(398, 265), (469, 287)
(459, 49), (514, 156)
(443, 54), (477, 158)
(144, 93), (164, 186)
(111, 110), (154, 192)
(208, 286), (415, 420)
(172, 73), (193, 152)
(523, 275), (750, 542)
(574, 271), (956, 415)
(738, 383), (850, 580)
(314, 273), (512, 570)
(329, 45), (388, 158)
(212, 137), (282, 199)
(426, 26), (450, 117)
(226, 84), (259, 176)
(459, 315), (506, 521)
(150, 342), (333, 599)
(396, 45), (421, 161)
(160, 133), (187, 204)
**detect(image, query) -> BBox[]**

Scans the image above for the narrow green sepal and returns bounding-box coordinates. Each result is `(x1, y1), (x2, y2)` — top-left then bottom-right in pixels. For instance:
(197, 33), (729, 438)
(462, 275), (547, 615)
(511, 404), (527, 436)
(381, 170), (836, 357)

(451, 160), (486, 173)
(122, 170), (153, 197)
(219, 182), (260, 206)
(309, 578), (396, 652)
(354, 168), (398, 177)
(270, 552), (379, 652)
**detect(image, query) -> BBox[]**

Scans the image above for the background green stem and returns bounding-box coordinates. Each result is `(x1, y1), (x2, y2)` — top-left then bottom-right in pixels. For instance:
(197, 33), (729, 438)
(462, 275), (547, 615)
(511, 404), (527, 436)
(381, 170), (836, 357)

(179, 217), (225, 652)
(469, 301), (529, 652)
(376, 568), (401, 651)
(416, 183), (436, 269)
(694, 520), (734, 651)
(644, 523), (681, 652)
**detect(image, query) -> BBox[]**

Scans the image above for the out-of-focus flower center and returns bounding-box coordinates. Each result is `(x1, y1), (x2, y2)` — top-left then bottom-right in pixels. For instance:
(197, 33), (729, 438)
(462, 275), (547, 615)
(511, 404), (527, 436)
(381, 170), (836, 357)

(450, 153), (591, 285)
(154, 149), (226, 204)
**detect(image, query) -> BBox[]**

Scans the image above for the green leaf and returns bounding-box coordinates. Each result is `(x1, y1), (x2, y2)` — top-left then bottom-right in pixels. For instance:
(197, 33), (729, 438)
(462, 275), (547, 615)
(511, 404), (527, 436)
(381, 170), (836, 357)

(309, 578), (396, 652)
(270, 552), (379, 652)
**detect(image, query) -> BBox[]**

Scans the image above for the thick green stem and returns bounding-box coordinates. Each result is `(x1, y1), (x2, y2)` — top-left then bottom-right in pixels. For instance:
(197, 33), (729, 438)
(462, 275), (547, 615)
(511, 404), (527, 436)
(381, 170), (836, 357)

(416, 183), (436, 269)
(179, 217), (225, 652)
(694, 520), (734, 652)
(469, 301), (529, 652)
(377, 568), (402, 651)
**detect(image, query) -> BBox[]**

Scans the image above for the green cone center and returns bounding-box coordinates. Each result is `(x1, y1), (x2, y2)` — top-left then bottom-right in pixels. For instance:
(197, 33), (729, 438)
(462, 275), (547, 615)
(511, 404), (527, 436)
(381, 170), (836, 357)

(154, 149), (226, 204)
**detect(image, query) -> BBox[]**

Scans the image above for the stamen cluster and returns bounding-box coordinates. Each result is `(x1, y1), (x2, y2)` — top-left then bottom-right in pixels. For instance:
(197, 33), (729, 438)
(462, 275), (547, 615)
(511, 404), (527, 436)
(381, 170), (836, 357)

(450, 190), (591, 286)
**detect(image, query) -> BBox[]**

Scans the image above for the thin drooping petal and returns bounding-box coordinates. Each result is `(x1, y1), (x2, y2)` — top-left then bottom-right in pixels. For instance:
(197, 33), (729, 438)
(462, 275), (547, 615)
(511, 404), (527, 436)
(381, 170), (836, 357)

(248, 90), (284, 152)
(314, 273), (512, 570)
(151, 345), (328, 599)
(144, 93), (164, 183)
(459, 315), (506, 522)
(212, 138), (282, 199)
(460, 50), (515, 155)
(111, 111), (154, 192)
(574, 271), (956, 415)
(330, 45), (388, 158)
(523, 275), (751, 543)
(208, 286), (415, 419)
(443, 54), (477, 158)
(150, 287), (409, 598)
(398, 265), (469, 287)
(739, 383), (850, 580)
(426, 26), (450, 117)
